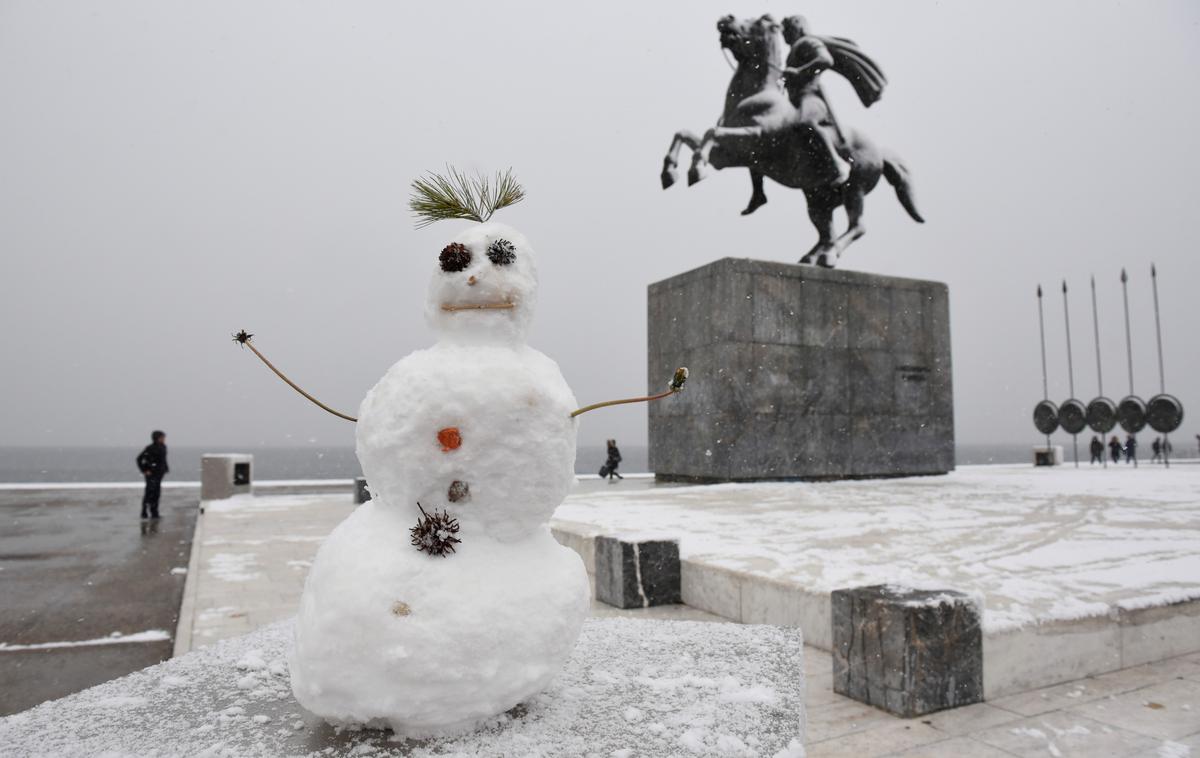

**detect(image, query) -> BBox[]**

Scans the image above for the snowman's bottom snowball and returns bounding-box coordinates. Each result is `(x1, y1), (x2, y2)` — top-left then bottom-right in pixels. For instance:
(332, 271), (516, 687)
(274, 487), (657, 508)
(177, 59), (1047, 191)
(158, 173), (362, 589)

(290, 501), (590, 738)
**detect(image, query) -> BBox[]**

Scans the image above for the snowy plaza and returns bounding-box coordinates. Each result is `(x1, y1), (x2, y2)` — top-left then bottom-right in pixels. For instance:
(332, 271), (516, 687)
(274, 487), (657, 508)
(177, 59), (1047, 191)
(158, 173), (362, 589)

(17, 464), (1190, 756)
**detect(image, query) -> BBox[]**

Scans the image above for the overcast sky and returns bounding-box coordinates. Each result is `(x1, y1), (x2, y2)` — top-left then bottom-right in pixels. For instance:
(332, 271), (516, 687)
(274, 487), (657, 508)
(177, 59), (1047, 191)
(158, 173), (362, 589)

(1, 1), (1198, 453)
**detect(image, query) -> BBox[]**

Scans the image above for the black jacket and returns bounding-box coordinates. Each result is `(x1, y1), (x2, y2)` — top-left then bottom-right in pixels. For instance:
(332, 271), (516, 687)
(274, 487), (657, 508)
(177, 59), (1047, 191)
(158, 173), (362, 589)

(137, 443), (169, 478)
(605, 446), (622, 468)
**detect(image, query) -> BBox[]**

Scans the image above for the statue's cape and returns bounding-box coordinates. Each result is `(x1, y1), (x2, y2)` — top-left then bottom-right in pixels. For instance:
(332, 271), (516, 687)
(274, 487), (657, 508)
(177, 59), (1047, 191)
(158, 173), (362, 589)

(820, 35), (887, 107)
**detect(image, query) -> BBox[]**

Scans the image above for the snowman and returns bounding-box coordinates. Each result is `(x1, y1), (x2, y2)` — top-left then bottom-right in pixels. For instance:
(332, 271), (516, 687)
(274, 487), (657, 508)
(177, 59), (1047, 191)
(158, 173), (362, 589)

(234, 173), (686, 737)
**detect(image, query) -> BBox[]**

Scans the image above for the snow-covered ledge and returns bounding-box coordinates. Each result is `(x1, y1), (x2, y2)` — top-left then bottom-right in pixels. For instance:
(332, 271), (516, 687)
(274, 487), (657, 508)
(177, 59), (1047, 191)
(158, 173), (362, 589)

(0, 618), (805, 757)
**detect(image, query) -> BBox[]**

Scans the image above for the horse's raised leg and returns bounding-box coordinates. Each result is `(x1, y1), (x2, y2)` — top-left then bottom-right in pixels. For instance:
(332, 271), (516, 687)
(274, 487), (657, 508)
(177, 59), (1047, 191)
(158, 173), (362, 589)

(828, 188), (867, 266)
(662, 130), (702, 189)
(799, 191), (837, 266)
(689, 125), (763, 186)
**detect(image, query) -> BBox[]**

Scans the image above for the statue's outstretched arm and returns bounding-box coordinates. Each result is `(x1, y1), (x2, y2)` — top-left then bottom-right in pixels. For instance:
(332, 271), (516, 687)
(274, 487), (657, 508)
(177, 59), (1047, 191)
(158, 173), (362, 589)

(570, 368), (689, 419)
(232, 330), (358, 422)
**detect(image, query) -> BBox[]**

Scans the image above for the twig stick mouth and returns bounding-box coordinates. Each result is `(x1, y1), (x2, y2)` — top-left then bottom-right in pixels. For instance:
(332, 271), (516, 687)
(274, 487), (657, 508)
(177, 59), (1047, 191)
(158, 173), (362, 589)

(440, 302), (515, 312)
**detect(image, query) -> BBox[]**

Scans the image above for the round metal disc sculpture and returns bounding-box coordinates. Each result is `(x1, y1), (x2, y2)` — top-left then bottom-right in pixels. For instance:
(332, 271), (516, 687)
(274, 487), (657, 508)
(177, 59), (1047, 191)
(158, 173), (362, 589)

(1146, 393), (1184, 434)
(1033, 400), (1059, 436)
(1058, 399), (1088, 435)
(1117, 395), (1147, 433)
(1085, 397), (1117, 434)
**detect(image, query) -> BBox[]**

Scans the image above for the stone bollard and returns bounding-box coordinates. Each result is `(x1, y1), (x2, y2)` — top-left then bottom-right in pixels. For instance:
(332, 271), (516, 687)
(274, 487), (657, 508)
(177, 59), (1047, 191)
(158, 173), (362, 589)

(200, 454), (253, 504)
(1033, 445), (1063, 466)
(354, 477), (370, 504)
(594, 536), (682, 609)
(832, 585), (983, 717)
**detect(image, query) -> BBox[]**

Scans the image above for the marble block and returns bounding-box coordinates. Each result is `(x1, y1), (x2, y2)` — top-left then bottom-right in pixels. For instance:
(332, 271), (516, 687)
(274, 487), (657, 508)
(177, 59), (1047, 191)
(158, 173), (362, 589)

(648, 258), (954, 481)
(832, 585), (983, 717)
(595, 536), (682, 609)
(0, 618), (805, 757)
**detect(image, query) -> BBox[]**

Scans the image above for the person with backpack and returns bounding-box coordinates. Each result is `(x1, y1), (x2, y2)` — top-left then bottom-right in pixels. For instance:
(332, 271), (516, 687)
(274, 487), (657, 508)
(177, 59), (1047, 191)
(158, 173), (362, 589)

(136, 430), (169, 519)
(1089, 436), (1104, 465)
(599, 439), (623, 482)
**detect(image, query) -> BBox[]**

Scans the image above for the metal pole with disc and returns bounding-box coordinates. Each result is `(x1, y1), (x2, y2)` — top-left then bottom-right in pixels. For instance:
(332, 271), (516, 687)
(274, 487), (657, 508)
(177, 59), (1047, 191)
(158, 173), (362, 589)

(1089, 276), (1107, 467)
(1038, 285), (1051, 451)
(1118, 269), (1143, 467)
(1063, 281), (1079, 467)
(1150, 264), (1171, 468)
(1032, 285), (1061, 465)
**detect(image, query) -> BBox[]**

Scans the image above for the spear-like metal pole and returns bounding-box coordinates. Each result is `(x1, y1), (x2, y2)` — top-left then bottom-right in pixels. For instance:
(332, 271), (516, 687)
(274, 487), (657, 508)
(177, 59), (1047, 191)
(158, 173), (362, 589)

(1151, 264), (1169, 468)
(1120, 269), (1137, 468)
(1121, 269), (1134, 394)
(1063, 280), (1078, 467)
(1037, 285), (1051, 451)
(1090, 275), (1106, 467)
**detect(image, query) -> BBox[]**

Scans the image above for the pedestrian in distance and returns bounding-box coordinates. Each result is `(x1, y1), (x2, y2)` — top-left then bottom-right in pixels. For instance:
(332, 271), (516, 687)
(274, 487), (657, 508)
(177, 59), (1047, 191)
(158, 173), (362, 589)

(1108, 435), (1122, 464)
(1089, 435), (1104, 465)
(1124, 434), (1137, 464)
(599, 439), (623, 482)
(1151, 437), (1162, 463)
(136, 430), (169, 519)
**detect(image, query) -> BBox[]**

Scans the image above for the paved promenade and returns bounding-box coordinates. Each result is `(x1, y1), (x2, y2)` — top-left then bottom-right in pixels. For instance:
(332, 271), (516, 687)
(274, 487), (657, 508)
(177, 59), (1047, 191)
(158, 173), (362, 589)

(0, 486), (198, 715)
(179, 482), (1200, 757)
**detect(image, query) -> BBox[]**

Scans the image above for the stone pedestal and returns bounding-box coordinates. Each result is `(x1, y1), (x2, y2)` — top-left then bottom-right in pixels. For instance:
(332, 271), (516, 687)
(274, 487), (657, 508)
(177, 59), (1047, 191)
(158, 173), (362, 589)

(594, 536), (682, 609)
(832, 585), (983, 717)
(1033, 445), (1063, 466)
(200, 454), (253, 502)
(648, 258), (954, 482)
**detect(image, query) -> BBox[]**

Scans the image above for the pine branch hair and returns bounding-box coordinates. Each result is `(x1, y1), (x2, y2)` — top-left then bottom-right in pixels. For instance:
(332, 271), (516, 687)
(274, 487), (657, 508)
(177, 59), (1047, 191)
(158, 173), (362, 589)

(409, 166), (525, 229)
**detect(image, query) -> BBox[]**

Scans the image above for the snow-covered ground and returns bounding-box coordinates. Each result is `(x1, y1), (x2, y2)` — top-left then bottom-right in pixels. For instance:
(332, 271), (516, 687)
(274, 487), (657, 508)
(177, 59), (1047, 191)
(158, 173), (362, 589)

(556, 463), (1200, 632)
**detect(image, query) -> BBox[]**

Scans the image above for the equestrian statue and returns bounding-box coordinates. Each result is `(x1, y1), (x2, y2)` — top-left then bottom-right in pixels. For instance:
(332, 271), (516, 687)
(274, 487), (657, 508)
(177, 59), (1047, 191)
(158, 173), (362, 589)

(661, 14), (924, 268)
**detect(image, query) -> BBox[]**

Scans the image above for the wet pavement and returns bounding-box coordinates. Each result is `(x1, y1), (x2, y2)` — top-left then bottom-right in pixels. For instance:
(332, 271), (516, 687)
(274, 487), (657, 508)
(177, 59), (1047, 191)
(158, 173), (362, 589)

(0, 486), (199, 715)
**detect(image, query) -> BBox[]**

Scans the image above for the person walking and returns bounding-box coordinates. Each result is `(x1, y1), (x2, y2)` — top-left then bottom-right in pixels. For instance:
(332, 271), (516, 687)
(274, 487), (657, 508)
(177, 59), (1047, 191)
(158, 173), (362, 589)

(601, 439), (623, 482)
(136, 430), (169, 519)
(1108, 435), (1122, 464)
(1124, 434), (1138, 464)
(1089, 436), (1104, 465)
(1151, 437), (1163, 463)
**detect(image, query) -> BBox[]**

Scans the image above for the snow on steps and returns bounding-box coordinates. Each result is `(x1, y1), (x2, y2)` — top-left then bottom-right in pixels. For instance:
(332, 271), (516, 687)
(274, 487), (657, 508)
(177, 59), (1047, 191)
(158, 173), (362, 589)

(549, 520), (1200, 699)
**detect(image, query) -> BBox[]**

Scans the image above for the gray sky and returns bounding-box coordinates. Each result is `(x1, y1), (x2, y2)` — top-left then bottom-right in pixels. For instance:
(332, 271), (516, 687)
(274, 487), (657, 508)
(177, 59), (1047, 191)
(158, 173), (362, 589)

(1, 1), (1198, 451)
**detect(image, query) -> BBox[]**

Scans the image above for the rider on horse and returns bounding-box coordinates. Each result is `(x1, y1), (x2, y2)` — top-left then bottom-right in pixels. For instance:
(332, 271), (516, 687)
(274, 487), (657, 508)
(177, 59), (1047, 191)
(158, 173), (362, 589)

(742, 15), (885, 216)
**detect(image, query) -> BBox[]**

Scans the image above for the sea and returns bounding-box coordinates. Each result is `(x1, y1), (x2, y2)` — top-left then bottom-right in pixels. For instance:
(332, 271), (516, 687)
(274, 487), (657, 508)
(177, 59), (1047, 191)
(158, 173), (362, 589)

(0, 443), (1038, 484)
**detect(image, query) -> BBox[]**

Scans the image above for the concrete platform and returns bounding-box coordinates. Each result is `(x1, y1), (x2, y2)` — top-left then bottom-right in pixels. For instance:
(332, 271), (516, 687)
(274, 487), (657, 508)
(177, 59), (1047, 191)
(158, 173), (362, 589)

(166, 483), (1200, 755)
(0, 618), (805, 757)
(554, 465), (1200, 698)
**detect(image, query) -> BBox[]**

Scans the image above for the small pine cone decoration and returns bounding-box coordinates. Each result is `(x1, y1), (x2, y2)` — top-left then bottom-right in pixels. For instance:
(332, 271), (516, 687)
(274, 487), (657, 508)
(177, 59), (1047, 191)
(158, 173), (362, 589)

(410, 503), (462, 556)
(486, 238), (516, 265)
(439, 242), (472, 273)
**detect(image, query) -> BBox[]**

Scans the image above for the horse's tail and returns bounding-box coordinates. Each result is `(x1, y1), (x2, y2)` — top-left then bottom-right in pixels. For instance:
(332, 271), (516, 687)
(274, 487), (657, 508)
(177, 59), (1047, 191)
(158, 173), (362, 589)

(882, 152), (925, 223)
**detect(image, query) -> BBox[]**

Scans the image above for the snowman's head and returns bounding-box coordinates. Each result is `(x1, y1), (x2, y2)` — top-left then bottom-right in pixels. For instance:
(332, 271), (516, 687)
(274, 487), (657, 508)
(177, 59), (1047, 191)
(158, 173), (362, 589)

(425, 223), (537, 346)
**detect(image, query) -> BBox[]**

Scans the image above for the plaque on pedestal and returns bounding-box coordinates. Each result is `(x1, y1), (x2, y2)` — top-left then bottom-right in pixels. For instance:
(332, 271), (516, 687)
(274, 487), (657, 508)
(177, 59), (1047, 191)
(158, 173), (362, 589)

(648, 258), (954, 481)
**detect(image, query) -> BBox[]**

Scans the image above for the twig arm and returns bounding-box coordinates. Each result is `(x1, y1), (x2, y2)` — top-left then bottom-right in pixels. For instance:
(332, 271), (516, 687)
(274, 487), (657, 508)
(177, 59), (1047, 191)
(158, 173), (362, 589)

(234, 331), (357, 422)
(570, 367), (689, 419)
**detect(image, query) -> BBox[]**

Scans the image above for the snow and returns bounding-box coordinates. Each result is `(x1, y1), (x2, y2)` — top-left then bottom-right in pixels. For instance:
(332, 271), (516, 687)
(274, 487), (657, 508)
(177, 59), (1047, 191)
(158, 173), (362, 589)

(554, 464), (1200, 631)
(0, 618), (804, 757)
(293, 222), (593, 735)
(0, 629), (171, 651)
(291, 506), (589, 737)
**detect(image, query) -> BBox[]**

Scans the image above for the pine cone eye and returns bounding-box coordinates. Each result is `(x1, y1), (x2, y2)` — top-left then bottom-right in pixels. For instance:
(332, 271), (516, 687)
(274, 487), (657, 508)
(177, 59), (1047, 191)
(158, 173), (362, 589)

(486, 239), (516, 266)
(439, 242), (472, 273)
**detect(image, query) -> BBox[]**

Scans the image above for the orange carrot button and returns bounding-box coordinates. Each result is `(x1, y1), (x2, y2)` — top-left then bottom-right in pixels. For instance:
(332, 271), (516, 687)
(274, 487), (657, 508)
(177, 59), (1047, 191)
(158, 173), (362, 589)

(437, 427), (462, 452)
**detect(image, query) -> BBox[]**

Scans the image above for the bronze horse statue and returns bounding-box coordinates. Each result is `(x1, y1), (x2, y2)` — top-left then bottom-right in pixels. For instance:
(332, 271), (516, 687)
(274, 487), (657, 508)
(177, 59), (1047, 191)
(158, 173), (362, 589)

(661, 14), (923, 267)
